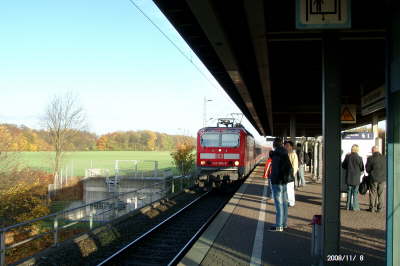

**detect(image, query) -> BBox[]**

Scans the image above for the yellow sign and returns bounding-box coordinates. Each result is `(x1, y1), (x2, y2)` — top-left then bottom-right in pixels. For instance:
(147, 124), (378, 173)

(341, 105), (356, 124)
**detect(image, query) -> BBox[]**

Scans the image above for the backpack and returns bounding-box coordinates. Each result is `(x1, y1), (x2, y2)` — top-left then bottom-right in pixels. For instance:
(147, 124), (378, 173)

(280, 153), (294, 184)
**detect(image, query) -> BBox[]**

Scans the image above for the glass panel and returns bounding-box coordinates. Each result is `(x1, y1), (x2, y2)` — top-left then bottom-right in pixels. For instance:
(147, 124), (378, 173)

(221, 134), (240, 147)
(201, 133), (220, 147)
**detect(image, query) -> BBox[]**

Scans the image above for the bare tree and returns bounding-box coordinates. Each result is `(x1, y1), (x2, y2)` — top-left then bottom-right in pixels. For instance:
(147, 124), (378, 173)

(42, 92), (86, 183)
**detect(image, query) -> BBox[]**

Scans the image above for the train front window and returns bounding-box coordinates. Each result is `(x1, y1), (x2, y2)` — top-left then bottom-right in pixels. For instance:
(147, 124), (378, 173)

(221, 133), (240, 147)
(201, 133), (220, 147)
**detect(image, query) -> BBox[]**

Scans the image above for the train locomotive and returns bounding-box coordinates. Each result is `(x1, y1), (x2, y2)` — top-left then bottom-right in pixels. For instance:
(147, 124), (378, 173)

(196, 118), (267, 188)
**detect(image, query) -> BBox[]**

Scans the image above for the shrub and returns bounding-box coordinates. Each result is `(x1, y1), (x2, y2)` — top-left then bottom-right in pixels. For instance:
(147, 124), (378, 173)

(170, 142), (195, 176)
(0, 179), (50, 227)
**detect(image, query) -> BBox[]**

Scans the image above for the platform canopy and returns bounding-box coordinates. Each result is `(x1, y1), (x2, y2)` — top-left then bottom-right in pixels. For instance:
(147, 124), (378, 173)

(154, 0), (386, 136)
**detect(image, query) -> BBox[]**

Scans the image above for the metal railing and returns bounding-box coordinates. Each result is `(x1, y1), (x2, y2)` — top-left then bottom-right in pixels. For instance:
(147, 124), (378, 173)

(115, 160), (160, 178)
(0, 175), (197, 266)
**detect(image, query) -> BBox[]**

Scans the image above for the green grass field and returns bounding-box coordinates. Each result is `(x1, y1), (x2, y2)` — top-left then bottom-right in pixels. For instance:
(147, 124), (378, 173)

(16, 151), (176, 177)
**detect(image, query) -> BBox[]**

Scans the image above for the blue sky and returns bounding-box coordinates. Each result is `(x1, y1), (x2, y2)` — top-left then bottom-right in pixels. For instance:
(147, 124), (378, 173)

(0, 0), (264, 141)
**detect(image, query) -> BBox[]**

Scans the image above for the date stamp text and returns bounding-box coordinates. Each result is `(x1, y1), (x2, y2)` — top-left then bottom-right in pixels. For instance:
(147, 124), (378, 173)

(326, 254), (365, 262)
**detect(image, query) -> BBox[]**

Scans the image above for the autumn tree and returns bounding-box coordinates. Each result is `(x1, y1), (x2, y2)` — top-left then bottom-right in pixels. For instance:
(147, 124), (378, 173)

(170, 141), (196, 176)
(145, 130), (157, 151)
(41, 92), (86, 182)
(0, 125), (13, 153)
(0, 125), (22, 174)
(96, 135), (109, 151)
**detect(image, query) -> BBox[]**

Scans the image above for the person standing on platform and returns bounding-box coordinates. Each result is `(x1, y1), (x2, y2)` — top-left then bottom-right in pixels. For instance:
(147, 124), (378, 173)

(296, 143), (306, 188)
(366, 146), (386, 212)
(284, 141), (298, 207)
(268, 138), (289, 232)
(307, 150), (313, 172)
(263, 150), (274, 200)
(342, 144), (364, 211)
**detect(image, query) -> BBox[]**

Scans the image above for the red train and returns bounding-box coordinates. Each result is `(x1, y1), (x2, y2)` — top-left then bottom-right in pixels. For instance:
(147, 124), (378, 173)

(196, 119), (267, 187)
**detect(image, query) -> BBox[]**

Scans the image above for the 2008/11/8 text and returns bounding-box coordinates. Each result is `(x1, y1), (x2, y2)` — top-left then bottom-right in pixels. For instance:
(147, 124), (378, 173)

(327, 254), (365, 262)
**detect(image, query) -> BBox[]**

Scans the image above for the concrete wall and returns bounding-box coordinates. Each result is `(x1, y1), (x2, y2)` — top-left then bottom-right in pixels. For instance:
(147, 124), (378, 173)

(81, 172), (173, 221)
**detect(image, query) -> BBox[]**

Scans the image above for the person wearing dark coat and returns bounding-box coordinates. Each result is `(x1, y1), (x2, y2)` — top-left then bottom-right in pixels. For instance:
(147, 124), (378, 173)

(342, 144), (364, 211)
(268, 138), (289, 232)
(366, 146), (387, 212)
(296, 143), (306, 188)
(307, 150), (313, 172)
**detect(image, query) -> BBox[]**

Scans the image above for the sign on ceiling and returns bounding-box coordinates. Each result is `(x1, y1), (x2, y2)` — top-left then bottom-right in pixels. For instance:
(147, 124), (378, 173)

(341, 104), (356, 124)
(296, 0), (351, 29)
(361, 85), (385, 116)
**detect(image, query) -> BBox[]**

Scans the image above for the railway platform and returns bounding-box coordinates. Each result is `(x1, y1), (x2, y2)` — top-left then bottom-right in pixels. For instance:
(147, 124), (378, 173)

(180, 165), (386, 266)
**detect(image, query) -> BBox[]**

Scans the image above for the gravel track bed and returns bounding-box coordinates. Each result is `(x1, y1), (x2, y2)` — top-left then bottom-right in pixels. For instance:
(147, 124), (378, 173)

(103, 185), (239, 266)
(24, 189), (205, 266)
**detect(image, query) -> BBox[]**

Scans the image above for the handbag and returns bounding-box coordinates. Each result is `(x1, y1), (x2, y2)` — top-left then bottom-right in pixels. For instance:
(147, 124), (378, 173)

(359, 175), (369, 195)
(281, 155), (295, 184)
(365, 175), (373, 188)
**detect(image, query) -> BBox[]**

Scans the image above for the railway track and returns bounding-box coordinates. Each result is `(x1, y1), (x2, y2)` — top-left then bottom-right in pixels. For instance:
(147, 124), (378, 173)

(97, 185), (239, 266)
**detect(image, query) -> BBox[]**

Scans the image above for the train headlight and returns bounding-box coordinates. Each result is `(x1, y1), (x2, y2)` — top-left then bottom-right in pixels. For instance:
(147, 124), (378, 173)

(234, 161), (240, 166)
(200, 161), (206, 165)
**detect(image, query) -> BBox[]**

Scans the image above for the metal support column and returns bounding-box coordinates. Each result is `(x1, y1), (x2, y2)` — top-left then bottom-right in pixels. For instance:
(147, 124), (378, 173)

(372, 113), (383, 153)
(318, 138), (324, 182)
(305, 141), (309, 172)
(313, 141), (319, 179)
(321, 33), (341, 260)
(290, 115), (296, 144)
(386, 3), (400, 265)
(282, 129), (288, 142)
(305, 141), (309, 155)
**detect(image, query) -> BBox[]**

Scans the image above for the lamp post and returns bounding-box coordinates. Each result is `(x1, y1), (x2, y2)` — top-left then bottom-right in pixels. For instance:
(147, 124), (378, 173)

(203, 97), (213, 128)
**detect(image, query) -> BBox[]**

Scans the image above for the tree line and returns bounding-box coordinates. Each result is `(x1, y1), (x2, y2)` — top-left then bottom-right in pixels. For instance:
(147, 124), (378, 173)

(0, 124), (195, 152)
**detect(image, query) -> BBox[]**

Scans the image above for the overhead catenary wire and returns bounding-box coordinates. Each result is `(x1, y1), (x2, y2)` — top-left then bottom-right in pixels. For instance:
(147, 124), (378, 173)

(127, 0), (255, 132)
(127, 0), (221, 92)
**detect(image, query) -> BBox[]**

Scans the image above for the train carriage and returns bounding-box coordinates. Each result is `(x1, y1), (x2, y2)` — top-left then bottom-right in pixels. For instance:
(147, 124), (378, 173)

(196, 119), (267, 187)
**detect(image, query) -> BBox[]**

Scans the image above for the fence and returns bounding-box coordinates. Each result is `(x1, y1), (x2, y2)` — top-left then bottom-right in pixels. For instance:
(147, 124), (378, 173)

(115, 160), (160, 178)
(0, 175), (197, 266)
(48, 160), (165, 200)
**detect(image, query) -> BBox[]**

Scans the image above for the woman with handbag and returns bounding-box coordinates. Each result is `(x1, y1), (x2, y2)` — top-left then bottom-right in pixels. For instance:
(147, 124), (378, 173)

(342, 144), (365, 211)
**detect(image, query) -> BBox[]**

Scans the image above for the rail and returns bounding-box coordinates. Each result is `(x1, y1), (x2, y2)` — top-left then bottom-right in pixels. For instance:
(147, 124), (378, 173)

(0, 175), (197, 266)
(97, 191), (210, 266)
(96, 182), (238, 266)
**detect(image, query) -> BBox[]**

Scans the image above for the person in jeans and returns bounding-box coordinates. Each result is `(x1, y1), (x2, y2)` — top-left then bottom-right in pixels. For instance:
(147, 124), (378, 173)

(365, 146), (386, 212)
(268, 137), (289, 232)
(342, 144), (364, 211)
(296, 143), (306, 188)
